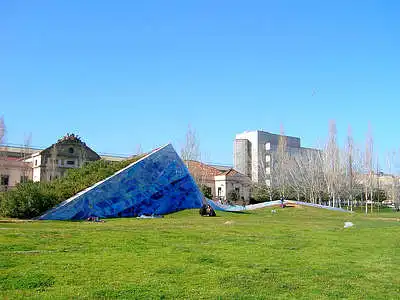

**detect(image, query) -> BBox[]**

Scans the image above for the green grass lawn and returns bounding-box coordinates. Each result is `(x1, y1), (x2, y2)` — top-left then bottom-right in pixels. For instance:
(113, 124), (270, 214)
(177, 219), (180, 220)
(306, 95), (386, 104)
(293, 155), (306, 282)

(0, 207), (399, 299)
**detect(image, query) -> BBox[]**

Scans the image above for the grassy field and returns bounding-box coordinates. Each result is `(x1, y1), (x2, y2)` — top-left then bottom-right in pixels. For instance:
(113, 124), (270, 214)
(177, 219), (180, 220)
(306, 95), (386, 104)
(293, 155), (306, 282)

(0, 206), (399, 299)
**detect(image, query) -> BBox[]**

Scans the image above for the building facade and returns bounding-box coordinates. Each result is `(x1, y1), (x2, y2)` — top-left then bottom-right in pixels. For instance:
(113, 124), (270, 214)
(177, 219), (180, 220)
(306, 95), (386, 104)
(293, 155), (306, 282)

(26, 134), (101, 182)
(214, 169), (252, 203)
(0, 157), (31, 191)
(234, 130), (317, 186)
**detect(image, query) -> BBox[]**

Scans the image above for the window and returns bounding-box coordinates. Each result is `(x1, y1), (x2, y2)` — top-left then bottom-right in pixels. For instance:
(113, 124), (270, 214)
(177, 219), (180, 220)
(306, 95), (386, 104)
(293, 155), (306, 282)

(1, 175), (9, 186)
(235, 187), (240, 194)
(35, 159), (38, 166)
(265, 143), (271, 150)
(66, 160), (75, 165)
(68, 147), (74, 154)
(217, 187), (222, 196)
(20, 176), (28, 183)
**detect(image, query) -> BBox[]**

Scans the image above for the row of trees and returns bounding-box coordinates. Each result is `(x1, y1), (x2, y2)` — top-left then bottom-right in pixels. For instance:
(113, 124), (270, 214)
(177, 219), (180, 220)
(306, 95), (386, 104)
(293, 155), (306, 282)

(255, 121), (400, 212)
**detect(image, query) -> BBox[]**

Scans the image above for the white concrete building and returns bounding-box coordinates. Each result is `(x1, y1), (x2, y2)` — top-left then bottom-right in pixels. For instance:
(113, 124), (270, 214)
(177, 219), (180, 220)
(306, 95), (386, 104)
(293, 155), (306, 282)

(234, 130), (318, 185)
(215, 169), (252, 203)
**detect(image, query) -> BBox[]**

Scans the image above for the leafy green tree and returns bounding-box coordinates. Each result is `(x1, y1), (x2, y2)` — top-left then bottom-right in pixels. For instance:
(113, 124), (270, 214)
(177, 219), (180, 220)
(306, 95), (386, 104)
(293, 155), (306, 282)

(199, 185), (212, 199)
(227, 190), (239, 203)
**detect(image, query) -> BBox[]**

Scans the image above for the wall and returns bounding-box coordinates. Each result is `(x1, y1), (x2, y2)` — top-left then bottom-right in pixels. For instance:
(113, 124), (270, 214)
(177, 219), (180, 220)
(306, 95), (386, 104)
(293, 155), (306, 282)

(233, 139), (252, 178)
(235, 131), (259, 182)
(0, 158), (32, 190)
(214, 174), (251, 202)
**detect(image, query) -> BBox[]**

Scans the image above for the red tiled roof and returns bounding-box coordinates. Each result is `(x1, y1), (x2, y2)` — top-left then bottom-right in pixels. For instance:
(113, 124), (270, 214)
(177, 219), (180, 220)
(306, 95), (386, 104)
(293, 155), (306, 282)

(219, 168), (249, 177)
(185, 160), (224, 177)
(222, 169), (239, 176)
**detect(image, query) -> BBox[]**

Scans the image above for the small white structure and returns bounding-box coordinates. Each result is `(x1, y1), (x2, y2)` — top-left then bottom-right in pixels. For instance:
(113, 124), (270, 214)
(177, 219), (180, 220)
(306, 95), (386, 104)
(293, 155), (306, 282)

(215, 169), (252, 203)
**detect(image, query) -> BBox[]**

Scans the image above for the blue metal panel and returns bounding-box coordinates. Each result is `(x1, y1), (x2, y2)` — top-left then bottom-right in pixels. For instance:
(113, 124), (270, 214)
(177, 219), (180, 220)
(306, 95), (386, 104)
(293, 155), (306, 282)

(39, 144), (203, 220)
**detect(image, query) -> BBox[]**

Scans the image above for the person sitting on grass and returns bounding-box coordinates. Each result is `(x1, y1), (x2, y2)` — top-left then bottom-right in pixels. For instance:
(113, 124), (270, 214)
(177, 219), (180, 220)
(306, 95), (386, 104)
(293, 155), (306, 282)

(207, 205), (216, 217)
(199, 204), (216, 217)
(199, 204), (208, 216)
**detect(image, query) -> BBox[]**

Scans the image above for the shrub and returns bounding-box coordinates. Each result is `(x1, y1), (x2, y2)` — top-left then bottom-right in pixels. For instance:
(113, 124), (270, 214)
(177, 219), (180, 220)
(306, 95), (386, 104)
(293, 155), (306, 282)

(0, 181), (58, 219)
(227, 190), (239, 203)
(199, 185), (212, 199)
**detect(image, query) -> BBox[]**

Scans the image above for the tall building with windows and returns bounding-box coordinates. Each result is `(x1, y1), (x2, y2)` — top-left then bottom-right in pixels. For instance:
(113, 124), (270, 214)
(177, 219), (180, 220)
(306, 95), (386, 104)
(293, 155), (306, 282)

(234, 130), (314, 185)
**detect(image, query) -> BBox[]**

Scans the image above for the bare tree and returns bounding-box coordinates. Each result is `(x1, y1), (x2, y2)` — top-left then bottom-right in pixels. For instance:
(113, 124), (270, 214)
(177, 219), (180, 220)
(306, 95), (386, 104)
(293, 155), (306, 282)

(287, 148), (326, 204)
(336, 149), (349, 208)
(344, 126), (356, 210)
(308, 150), (325, 204)
(323, 120), (340, 207)
(0, 116), (5, 145)
(180, 125), (201, 163)
(21, 133), (32, 182)
(273, 125), (288, 199)
(286, 154), (304, 201)
(364, 124), (374, 214)
(385, 150), (399, 208)
(135, 144), (143, 156)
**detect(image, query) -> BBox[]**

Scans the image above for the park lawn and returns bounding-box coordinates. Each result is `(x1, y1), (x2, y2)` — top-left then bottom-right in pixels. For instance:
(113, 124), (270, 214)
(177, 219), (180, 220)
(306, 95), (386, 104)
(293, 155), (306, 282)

(0, 206), (399, 299)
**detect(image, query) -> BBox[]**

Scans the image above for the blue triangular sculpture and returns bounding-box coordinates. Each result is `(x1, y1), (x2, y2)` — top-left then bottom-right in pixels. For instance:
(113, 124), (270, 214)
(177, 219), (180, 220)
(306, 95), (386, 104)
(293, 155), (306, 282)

(38, 144), (204, 220)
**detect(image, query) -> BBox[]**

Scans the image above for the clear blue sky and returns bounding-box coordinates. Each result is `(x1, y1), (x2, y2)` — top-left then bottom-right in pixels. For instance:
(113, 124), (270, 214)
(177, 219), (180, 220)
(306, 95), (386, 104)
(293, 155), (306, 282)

(1, 1), (399, 166)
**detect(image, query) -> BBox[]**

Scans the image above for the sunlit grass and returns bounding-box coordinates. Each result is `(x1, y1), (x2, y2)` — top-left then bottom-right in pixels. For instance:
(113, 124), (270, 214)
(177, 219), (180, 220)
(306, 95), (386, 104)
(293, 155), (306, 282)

(0, 207), (399, 299)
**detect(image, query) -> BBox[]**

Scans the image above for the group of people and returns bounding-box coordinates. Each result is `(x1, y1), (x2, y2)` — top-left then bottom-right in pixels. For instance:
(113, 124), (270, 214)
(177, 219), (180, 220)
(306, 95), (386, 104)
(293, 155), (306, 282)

(199, 204), (216, 217)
